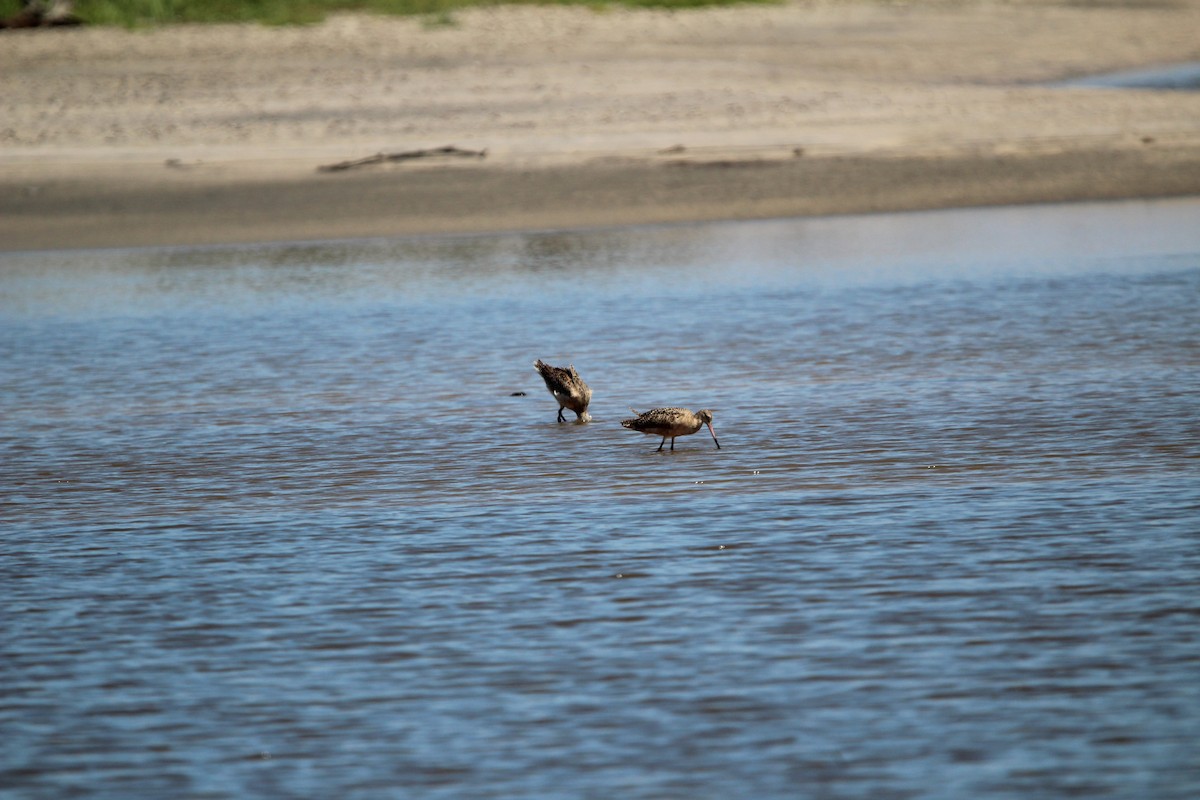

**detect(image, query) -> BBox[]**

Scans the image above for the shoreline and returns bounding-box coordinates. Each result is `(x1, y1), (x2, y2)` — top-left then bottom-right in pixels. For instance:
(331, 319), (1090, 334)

(3, 1), (1200, 252)
(4, 143), (1200, 252)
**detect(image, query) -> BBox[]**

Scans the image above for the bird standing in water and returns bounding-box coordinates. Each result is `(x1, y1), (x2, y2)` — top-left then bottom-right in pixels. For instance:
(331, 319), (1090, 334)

(621, 407), (720, 452)
(534, 359), (592, 423)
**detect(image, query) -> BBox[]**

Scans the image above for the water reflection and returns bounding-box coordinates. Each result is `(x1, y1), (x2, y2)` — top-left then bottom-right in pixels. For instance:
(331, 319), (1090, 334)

(4, 197), (1197, 319)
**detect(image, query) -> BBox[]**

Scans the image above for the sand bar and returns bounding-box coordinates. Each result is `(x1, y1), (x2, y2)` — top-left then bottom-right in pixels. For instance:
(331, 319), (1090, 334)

(2, 0), (1200, 252)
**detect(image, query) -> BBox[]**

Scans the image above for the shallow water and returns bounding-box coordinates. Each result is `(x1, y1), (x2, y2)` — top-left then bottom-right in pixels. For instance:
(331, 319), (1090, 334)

(1054, 61), (1200, 90)
(3, 199), (1199, 799)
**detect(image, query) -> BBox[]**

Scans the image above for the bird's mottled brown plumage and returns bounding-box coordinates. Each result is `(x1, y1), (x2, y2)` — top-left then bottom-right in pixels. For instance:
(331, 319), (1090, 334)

(621, 407), (720, 451)
(534, 359), (592, 422)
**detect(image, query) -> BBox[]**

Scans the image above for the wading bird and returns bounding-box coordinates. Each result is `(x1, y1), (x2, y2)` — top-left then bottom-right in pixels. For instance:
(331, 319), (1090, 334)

(534, 359), (592, 423)
(621, 407), (720, 452)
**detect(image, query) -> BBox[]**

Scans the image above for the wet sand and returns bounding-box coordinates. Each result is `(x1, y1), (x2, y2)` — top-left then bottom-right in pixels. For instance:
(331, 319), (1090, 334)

(2, 1), (1199, 251)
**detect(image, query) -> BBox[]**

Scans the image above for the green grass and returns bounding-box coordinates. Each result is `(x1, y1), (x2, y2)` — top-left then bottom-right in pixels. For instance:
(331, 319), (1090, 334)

(1, 0), (780, 27)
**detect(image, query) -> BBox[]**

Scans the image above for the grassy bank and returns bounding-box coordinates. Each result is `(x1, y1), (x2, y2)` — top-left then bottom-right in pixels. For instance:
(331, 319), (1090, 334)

(1, 0), (779, 26)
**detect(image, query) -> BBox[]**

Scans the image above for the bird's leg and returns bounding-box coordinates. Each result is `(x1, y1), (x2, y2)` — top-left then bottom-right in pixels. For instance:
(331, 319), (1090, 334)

(670, 438), (676, 451)
(657, 437), (666, 452)
(557, 407), (565, 423)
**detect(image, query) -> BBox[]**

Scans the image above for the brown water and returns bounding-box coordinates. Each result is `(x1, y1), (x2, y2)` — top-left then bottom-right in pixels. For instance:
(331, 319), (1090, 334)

(2, 199), (1199, 799)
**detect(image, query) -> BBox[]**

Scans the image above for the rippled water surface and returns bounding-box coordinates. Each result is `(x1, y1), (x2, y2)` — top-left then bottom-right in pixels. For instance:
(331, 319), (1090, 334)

(3, 199), (1199, 799)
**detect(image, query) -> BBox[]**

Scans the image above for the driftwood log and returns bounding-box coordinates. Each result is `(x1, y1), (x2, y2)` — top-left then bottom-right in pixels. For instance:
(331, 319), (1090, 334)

(318, 146), (487, 173)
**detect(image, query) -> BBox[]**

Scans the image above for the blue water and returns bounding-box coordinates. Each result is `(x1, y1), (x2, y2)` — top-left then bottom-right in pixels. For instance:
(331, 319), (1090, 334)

(2, 199), (1199, 799)
(1054, 61), (1200, 90)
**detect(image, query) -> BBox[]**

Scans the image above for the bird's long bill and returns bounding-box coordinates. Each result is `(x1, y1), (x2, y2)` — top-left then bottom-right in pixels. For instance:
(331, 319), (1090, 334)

(707, 422), (721, 449)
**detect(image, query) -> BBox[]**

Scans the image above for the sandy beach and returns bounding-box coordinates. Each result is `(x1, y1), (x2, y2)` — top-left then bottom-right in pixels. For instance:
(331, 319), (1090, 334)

(2, 0), (1199, 251)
